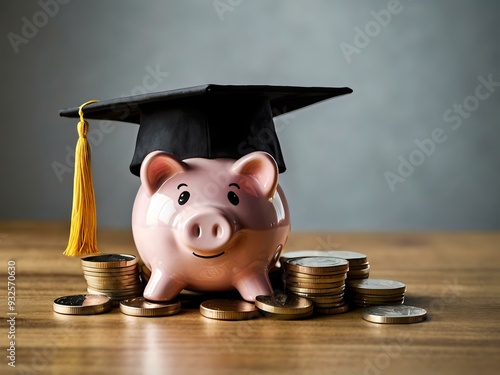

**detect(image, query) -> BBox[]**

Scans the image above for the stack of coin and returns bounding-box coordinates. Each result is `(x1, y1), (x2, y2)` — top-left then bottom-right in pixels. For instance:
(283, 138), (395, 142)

(346, 278), (406, 307)
(283, 256), (350, 315)
(325, 251), (370, 280)
(280, 250), (370, 280)
(120, 297), (181, 317)
(81, 254), (143, 305)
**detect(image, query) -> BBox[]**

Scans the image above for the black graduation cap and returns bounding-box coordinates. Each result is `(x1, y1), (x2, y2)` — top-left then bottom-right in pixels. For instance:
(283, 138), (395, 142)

(59, 84), (352, 176)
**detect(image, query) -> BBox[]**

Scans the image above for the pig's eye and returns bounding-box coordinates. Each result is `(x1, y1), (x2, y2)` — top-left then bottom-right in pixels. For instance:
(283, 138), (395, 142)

(178, 191), (190, 205)
(227, 191), (239, 206)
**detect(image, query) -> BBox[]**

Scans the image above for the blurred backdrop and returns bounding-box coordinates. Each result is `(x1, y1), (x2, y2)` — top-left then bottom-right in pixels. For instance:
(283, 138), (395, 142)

(1, 0), (499, 230)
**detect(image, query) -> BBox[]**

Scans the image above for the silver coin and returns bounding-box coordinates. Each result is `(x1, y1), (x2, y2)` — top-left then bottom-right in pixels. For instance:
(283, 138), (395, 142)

(362, 305), (427, 324)
(53, 294), (111, 315)
(347, 278), (406, 295)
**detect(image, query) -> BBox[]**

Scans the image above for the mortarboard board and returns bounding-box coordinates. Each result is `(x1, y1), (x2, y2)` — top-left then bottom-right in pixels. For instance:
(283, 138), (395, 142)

(59, 84), (353, 175)
(59, 84), (352, 257)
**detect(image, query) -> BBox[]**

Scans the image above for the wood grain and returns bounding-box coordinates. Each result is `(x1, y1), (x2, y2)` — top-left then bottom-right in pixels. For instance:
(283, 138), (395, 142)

(1, 221), (499, 375)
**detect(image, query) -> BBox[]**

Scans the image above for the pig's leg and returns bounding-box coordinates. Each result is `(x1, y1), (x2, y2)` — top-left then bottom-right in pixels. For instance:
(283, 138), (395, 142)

(234, 272), (273, 302)
(143, 268), (186, 301)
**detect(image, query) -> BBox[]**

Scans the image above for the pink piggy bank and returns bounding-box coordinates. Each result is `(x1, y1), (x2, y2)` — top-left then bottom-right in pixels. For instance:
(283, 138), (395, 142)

(132, 150), (290, 302)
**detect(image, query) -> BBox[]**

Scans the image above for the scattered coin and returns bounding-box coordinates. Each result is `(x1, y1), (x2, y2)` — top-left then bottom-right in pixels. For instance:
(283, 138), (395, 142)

(200, 299), (260, 320)
(60, 249), (426, 323)
(255, 293), (313, 319)
(53, 294), (111, 315)
(362, 305), (427, 324)
(120, 297), (181, 317)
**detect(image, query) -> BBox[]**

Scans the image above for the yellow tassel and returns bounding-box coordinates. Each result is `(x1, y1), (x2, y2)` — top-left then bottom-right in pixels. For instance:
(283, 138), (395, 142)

(64, 100), (100, 256)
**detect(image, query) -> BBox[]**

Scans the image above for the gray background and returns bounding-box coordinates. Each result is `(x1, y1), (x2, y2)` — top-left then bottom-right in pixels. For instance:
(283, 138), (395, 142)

(1, 0), (499, 231)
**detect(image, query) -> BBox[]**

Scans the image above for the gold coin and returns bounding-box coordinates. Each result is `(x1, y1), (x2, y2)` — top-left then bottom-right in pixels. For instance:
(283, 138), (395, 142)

(313, 300), (347, 308)
(86, 282), (143, 291)
(362, 305), (427, 324)
(120, 297), (180, 317)
(141, 264), (151, 278)
(351, 298), (405, 306)
(82, 265), (139, 274)
(284, 280), (345, 289)
(291, 291), (344, 302)
(285, 257), (349, 274)
(348, 262), (370, 270)
(315, 302), (350, 315)
(287, 285), (345, 295)
(53, 294), (111, 315)
(86, 284), (143, 292)
(81, 254), (137, 268)
(84, 274), (140, 284)
(347, 268), (370, 277)
(81, 265), (139, 275)
(85, 285), (143, 294)
(84, 282), (142, 290)
(255, 293), (313, 316)
(347, 279), (406, 295)
(86, 287), (143, 298)
(350, 293), (405, 301)
(84, 274), (141, 283)
(354, 301), (404, 308)
(199, 299), (260, 320)
(284, 272), (347, 283)
(346, 274), (370, 280)
(260, 311), (314, 320)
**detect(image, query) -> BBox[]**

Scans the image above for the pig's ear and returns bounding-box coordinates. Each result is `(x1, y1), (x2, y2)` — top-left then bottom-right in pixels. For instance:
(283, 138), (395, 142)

(231, 152), (278, 200)
(140, 151), (187, 196)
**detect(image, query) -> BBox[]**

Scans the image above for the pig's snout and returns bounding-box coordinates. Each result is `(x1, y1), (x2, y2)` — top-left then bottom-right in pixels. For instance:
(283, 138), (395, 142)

(181, 209), (232, 254)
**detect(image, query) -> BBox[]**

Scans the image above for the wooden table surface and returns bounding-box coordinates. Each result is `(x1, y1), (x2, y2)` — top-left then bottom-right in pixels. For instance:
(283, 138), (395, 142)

(1, 221), (499, 375)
